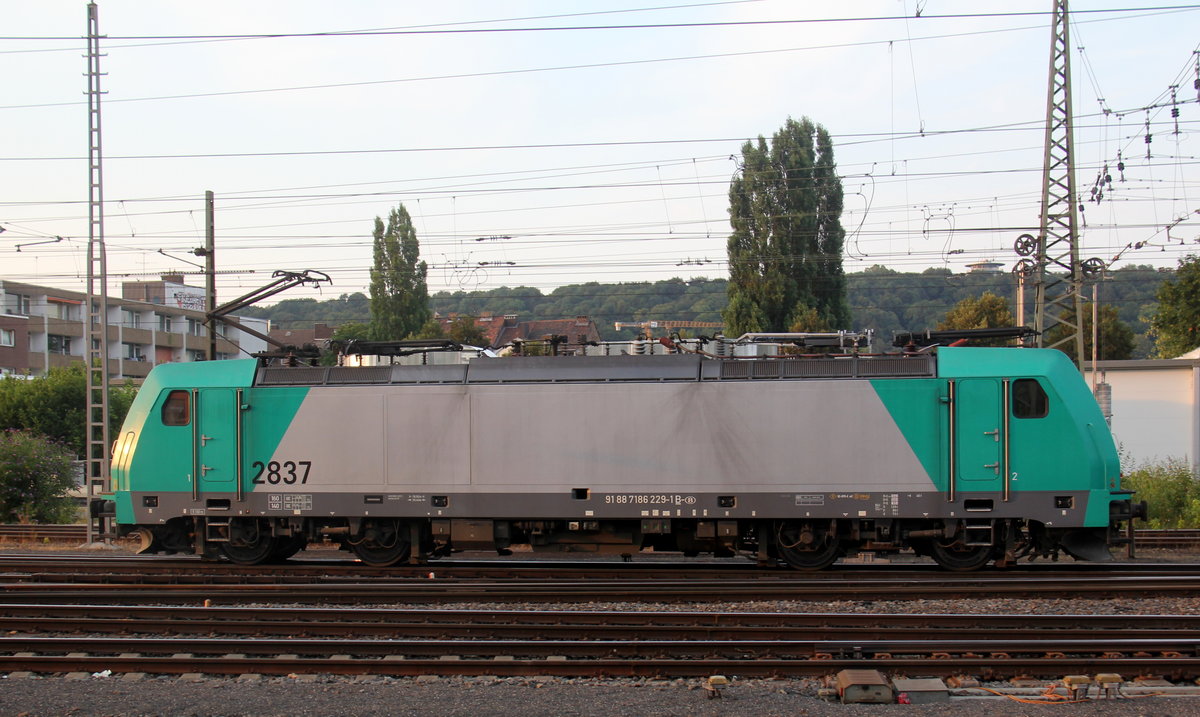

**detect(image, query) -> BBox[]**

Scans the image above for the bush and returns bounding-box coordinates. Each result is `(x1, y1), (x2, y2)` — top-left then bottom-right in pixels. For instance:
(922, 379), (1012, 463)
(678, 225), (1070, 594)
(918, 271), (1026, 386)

(1121, 458), (1200, 528)
(0, 429), (78, 524)
(0, 366), (138, 458)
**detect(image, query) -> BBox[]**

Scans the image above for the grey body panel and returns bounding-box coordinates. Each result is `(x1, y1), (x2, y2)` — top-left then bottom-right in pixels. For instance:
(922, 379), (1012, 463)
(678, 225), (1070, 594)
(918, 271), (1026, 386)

(266, 379), (937, 495)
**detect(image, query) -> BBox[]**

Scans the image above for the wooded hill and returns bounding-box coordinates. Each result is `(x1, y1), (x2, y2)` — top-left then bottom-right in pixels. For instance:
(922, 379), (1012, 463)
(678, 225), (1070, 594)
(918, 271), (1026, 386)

(241, 264), (1170, 358)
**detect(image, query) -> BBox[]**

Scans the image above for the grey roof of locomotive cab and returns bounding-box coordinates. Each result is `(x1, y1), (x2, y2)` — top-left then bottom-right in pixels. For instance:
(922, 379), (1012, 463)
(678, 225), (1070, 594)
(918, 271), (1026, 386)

(254, 352), (937, 387)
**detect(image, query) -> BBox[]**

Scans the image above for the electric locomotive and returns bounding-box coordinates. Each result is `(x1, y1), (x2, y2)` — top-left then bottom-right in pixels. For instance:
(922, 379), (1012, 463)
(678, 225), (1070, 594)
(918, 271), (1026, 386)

(102, 342), (1141, 570)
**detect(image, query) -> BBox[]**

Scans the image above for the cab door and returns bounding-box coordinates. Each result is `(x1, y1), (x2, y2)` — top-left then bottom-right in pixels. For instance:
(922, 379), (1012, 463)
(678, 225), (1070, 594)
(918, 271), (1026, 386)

(955, 378), (1004, 493)
(195, 388), (237, 494)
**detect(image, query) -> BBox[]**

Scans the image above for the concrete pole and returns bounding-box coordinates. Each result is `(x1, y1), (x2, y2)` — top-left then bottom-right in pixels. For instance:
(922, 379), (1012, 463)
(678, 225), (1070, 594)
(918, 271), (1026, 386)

(206, 190), (216, 360)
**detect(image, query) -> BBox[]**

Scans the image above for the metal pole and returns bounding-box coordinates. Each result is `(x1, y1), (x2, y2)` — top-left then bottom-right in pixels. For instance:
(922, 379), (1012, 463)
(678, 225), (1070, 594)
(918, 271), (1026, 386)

(1091, 282), (1099, 392)
(206, 190), (216, 360)
(84, 2), (111, 545)
(1032, 0), (1085, 370)
(1016, 272), (1025, 328)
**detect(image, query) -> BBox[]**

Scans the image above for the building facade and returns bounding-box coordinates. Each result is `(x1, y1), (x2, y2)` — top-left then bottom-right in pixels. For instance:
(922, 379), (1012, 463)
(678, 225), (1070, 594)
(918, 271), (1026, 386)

(0, 277), (267, 380)
(1085, 354), (1200, 472)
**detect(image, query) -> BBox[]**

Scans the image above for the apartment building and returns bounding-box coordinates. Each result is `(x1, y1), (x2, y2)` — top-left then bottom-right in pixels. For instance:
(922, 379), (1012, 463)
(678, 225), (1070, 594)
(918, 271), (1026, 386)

(0, 275), (267, 380)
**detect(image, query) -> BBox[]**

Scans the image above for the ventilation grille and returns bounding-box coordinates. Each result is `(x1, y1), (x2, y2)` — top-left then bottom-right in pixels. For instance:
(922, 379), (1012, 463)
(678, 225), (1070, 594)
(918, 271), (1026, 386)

(718, 354), (933, 380)
(258, 367), (326, 385)
(256, 353), (935, 386)
(328, 366), (392, 384)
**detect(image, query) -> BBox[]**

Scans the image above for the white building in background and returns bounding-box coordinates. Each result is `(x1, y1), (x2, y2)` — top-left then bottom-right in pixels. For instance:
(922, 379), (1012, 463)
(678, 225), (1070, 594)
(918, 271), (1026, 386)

(1086, 349), (1200, 472)
(0, 275), (267, 381)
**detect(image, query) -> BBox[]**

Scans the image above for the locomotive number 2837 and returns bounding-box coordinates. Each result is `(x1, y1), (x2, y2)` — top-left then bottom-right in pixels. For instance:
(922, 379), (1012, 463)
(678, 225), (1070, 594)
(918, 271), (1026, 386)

(250, 460), (312, 485)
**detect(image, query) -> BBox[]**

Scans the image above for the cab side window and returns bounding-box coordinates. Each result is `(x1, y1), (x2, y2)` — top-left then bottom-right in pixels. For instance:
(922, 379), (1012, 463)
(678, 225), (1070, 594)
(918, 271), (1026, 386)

(1012, 378), (1048, 418)
(161, 390), (190, 426)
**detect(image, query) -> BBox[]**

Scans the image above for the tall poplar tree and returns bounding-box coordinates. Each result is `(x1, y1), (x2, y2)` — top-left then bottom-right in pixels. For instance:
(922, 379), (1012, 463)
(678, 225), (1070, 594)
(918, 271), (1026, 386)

(368, 204), (431, 340)
(723, 117), (850, 335)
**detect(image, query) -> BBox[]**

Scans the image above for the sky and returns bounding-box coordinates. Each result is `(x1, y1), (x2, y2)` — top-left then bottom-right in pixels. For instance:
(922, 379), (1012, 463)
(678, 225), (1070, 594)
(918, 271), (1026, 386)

(1, 1), (1197, 309)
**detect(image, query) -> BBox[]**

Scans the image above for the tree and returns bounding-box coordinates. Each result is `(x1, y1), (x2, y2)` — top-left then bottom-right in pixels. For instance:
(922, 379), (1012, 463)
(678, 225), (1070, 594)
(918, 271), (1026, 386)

(319, 321), (371, 366)
(1044, 302), (1135, 361)
(723, 117), (850, 335)
(937, 292), (1016, 346)
(445, 316), (489, 346)
(369, 204), (431, 341)
(0, 429), (77, 523)
(788, 306), (830, 332)
(1151, 254), (1200, 358)
(0, 366), (137, 457)
(412, 318), (447, 340)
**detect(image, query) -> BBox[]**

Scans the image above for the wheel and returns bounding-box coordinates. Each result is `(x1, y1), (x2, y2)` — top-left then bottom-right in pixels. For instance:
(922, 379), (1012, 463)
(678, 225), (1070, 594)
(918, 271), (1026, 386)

(775, 521), (841, 571)
(220, 518), (278, 565)
(350, 519), (412, 567)
(268, 535), (307, 562)
(220, 537), (278, 565)
(930, 539), (994, 571)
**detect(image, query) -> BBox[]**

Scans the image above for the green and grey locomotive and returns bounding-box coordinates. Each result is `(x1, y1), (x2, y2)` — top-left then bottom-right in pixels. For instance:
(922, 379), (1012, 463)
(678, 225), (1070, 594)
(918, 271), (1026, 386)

(103, 345), (1141, 570)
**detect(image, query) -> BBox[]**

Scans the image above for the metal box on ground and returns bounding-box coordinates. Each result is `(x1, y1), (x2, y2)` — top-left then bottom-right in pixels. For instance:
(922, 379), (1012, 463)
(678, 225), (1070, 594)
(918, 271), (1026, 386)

(835, 669), (893, 704)
(892, 677), (949, 704)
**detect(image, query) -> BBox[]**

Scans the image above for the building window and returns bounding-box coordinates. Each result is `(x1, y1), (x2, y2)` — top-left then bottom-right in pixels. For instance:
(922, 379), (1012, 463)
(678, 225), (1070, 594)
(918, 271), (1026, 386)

(48, 334), (72, 355)
(122, 309), (141, 329)
(157, 314), (172, 333)
(123, 343), (146, 361)
(0, 328), (14, 347)
(187, 318), (205, 336)
(47, 300), (77, 321)
(188, 349), (206, 361)
(4, 293), (30, 316)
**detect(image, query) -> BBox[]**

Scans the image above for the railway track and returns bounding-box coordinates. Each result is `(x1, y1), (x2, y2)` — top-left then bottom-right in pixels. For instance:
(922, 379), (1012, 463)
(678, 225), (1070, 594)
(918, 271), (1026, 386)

(2, 605), (1199, 679)
(3, 603), (1197, 640)
(2, 552), (1199, 580)
(1135, 529), (1200, 550)
(2, 554), (1200, 603)
(3, 573), (1200, 603)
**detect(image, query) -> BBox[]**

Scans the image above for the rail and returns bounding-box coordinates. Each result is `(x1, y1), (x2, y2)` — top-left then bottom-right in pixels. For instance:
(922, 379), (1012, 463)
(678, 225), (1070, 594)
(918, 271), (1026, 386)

(1, 606), (1199, 679)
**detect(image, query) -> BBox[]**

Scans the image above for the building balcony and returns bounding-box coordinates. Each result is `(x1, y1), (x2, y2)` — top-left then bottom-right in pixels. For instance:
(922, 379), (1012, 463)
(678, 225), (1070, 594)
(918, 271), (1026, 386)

(122, 327), (153, 344)
(155, 332), (183, 349)
(119, 360), (152, 379)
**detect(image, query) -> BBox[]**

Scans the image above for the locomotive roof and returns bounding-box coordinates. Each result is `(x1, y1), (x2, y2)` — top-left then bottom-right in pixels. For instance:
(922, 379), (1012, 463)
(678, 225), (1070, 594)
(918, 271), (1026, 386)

(136, 346), (1079, 390)
(251, 351), (941, 387)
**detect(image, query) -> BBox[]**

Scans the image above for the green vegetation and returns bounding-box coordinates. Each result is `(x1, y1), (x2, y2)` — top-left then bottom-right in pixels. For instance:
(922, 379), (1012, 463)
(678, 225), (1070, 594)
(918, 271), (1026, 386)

(936, 292), (1016, 346)
(240, 266), (1170, 356)
(0, 429), (78, 524)
(1122, 458), (1200, 528)
(0, 366), (137, 458)
(1044, 301), (1136, 361)
(724, 117), (850, 334)
(1150, 254), (1200, 358)
(369, 203), (431, 341)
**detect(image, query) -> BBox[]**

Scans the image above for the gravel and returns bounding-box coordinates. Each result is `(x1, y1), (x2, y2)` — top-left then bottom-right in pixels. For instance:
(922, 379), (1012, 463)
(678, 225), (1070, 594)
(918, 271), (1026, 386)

(2, 674), (1199, 717)
(3, 546), (1199, 715)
